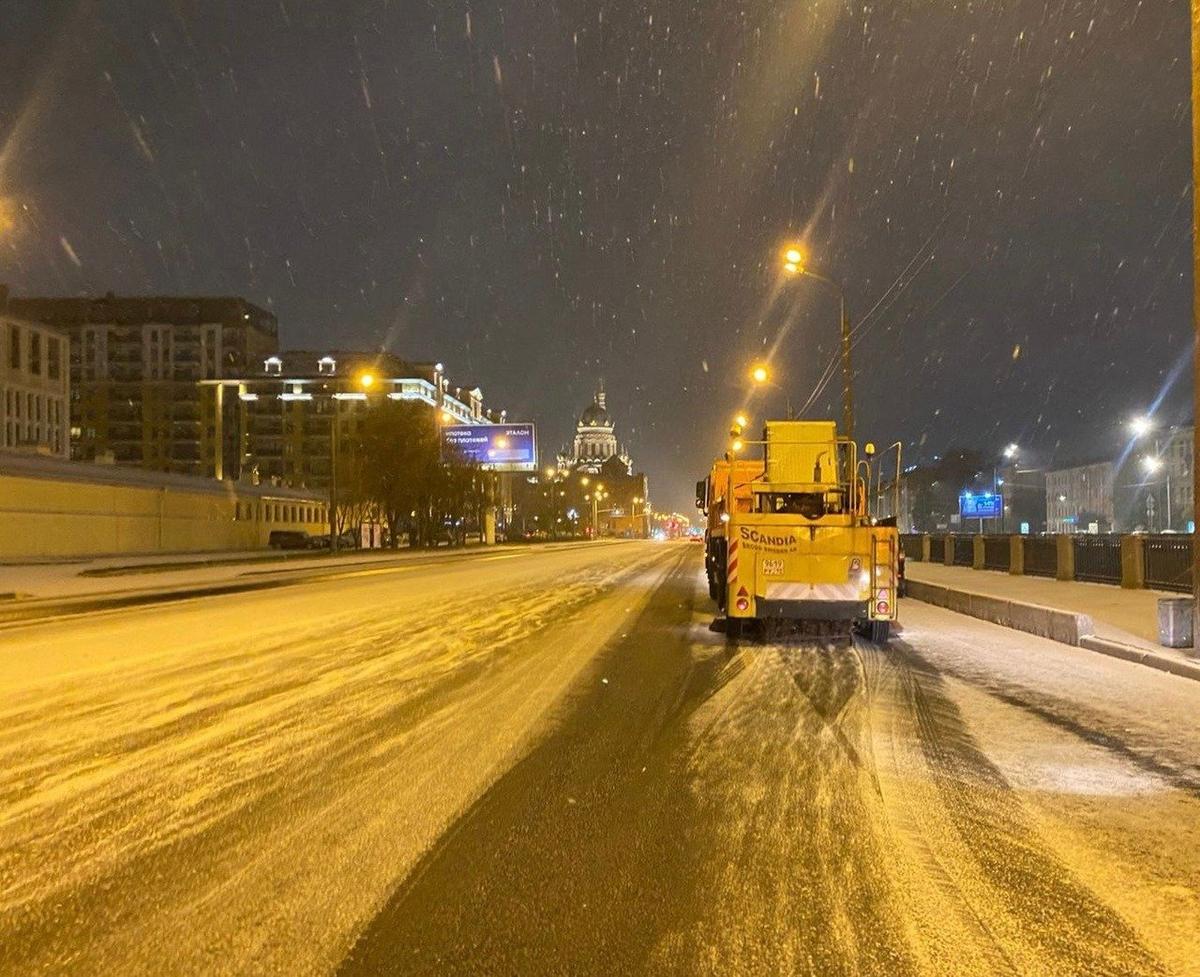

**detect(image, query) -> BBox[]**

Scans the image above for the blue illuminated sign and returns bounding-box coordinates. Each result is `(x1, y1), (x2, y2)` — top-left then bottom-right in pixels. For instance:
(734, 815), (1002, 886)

(441, 423), (537, 472)
(959, 491), (1003, 519)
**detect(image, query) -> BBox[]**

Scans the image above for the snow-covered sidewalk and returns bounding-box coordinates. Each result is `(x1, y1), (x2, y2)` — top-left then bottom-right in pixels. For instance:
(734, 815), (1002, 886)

(0, 546), (478, 601)
(905, 561), (1194, 660)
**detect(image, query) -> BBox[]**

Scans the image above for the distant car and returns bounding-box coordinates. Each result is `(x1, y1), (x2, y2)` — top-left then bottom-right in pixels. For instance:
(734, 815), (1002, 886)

(269, 530), (311, 550)
(307, 530), (358, 550)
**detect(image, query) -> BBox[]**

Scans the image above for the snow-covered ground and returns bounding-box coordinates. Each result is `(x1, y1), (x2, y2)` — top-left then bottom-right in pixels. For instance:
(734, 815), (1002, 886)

(1, 546), (1196, 976)
(0, 541), (681, 976)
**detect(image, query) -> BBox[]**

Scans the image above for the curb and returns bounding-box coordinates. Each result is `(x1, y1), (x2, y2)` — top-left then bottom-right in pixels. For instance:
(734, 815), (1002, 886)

(905, 579), (1200, 684)
(1079, 636), (1200, 682)
(905, 579), (1093, 645)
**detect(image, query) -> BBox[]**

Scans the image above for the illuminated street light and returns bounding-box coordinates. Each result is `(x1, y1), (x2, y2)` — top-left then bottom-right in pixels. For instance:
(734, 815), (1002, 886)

(441, 411), (454, 423)
(580, 476), (590, 486)
(1130, 416), (1154, 437)
(1003, 443), (1019, 459)
(731, 438), (744, 453)
(545, 466), (556, 478)
(783, 246), (804, 266)
(734, 413), (749, 428)
(358, 372), (375, 389)
(1142, 455), (1164, 474)
(751, 365), (769, 384)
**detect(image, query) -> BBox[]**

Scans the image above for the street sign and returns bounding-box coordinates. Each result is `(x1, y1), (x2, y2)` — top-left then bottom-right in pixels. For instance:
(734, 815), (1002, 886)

(441, 423), (537, 472)
(959, 491), (1003, 519)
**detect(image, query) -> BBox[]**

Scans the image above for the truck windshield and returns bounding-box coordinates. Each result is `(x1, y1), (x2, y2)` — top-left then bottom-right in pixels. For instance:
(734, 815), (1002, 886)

(756, 491), (846, 518)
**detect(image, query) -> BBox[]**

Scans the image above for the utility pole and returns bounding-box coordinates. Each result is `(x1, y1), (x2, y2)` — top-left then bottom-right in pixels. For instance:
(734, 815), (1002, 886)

(329, 398), (340, 554)
(839, 292), (854, 442)
(1193, 0), (1200, 650)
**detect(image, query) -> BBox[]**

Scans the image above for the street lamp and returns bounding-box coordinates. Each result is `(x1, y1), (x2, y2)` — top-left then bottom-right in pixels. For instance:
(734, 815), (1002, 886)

(779, 242), (854, 439)
(1130, 415), (1154, 438)
(1131, 420), (1173, 530)
(1003, 443), (1019, 459)
(750, 365), (793, 418)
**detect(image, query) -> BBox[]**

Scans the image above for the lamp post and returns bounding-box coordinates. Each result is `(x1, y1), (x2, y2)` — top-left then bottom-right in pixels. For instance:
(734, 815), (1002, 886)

(632, 495), (644, 538)
(782, 245), (853, 439)
(1142, 455), (1172, 532)
(1130, 417), (1173, 532)
(589, 484), (606, 538)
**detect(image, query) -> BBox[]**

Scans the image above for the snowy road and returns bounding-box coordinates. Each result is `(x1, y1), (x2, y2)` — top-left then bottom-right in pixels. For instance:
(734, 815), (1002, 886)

(1, 542), (1197, 976)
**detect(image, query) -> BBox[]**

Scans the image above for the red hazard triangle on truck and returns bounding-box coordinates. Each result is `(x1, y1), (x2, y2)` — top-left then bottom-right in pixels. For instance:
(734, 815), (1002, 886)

(737, 586), (749, 597)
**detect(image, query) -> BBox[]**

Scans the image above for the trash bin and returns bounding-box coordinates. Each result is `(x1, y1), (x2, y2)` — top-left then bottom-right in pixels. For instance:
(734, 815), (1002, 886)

(1157, 597), (1194, 649)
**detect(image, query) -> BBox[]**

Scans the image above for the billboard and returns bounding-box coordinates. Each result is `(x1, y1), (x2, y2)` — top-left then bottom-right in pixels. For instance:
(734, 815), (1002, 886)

(441, 423), (537, 472)
(959, 491), (1003, 519)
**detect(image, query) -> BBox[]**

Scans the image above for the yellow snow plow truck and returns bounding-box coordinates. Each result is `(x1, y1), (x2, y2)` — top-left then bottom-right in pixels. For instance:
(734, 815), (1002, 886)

(696, 420), (899, 642)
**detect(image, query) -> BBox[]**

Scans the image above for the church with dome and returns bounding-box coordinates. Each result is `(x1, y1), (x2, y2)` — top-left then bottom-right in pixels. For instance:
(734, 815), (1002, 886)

(557, 381), (634, 476)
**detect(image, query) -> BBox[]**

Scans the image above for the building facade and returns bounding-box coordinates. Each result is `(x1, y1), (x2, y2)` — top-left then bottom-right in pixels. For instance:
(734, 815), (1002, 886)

(203, 351), (502, 489)
(10, 292), (278, 474)
(0, 293), (69, 457)
(1045, 461), (1115, 533)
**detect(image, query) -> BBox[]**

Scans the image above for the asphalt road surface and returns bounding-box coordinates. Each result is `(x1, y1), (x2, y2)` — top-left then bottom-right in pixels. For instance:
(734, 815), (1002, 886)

(1, 541), (1197, 976)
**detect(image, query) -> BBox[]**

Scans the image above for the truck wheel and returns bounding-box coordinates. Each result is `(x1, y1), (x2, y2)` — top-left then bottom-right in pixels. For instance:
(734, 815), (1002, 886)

(869, 620), (891, 644)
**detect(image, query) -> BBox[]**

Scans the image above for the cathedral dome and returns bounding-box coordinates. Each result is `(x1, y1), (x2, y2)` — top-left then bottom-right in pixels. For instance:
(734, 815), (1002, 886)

(579, 401), (612, 427)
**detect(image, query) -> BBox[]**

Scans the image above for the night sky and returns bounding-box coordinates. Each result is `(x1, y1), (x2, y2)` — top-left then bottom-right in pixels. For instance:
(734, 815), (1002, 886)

(0, 1), (1192, 512)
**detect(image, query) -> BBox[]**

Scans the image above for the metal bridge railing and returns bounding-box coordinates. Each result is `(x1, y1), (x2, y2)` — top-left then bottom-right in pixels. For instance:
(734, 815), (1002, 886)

(1021, 536), (1058, 578)
(1073, 535), (1122, 585)
(928, 536), (947, 564)
(1144, 535), (1192, 593)
(982, 535), (1010, 571)
(951, 535), (974, 567)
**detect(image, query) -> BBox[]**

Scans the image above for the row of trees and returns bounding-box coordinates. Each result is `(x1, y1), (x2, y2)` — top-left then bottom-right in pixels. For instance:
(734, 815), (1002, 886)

(332, 401), (494, 548)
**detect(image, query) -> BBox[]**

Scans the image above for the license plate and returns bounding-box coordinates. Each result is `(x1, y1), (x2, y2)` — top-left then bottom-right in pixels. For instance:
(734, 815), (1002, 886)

(762, 559), (785, 576)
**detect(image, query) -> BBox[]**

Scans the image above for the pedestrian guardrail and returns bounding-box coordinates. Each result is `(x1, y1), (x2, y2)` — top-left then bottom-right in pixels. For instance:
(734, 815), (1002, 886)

(929, 536), (947, 564)
(897, 531), (1195, 594)
(952, 535), (974, 567)
(1145, 536), (1192, 593)
(1023, 536), (1058, 578)
(1073, 535), (1122, 585)
(982, 535), (1009, 571)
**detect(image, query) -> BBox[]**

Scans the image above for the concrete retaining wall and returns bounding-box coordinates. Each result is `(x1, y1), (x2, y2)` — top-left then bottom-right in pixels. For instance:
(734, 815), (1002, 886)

(905, 579), (1095, 646)
(0, 461), (328, 558)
